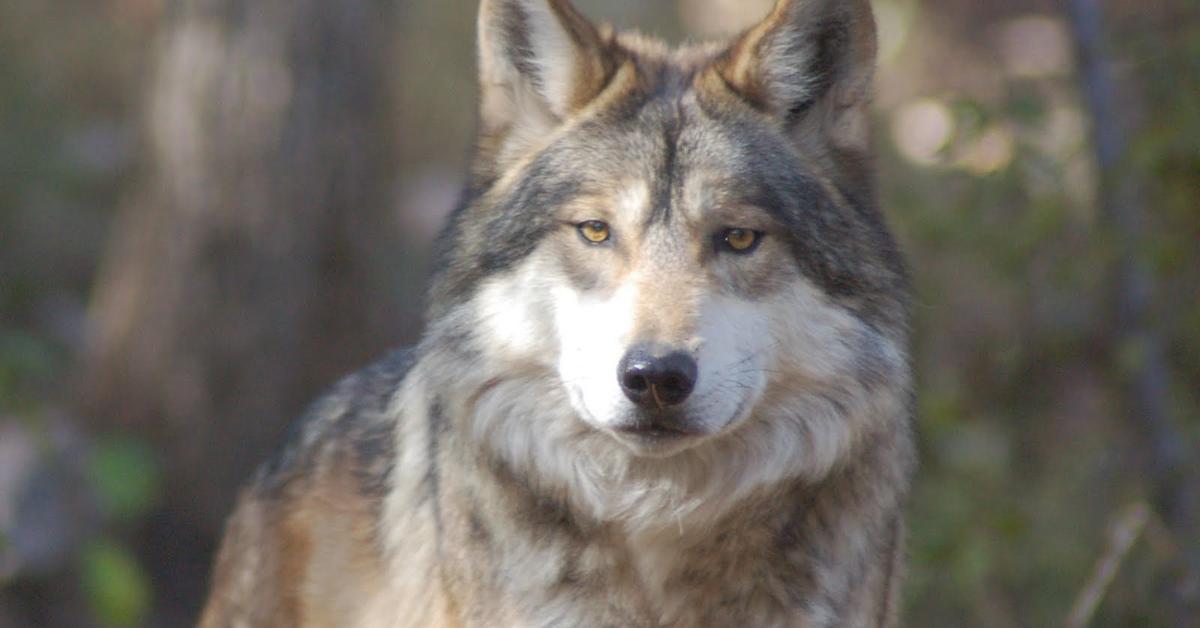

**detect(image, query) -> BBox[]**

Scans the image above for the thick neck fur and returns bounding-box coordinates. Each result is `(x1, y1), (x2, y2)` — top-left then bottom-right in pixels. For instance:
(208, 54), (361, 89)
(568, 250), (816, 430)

(403, 315), (914, 626)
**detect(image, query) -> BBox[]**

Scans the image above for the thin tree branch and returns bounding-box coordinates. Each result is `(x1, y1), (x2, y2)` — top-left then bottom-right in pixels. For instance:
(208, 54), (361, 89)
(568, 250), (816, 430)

(1066, 502), (1149, 628)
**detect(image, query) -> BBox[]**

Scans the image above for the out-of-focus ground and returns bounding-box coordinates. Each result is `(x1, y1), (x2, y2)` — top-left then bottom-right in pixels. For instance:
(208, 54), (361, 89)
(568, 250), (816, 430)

(1, 0), (1197, 626)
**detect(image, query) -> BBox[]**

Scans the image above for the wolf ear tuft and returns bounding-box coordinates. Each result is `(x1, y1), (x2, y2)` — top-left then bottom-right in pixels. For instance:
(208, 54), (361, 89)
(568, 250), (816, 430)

(478, 0), (613, 154)
(717, 0), (877, 154)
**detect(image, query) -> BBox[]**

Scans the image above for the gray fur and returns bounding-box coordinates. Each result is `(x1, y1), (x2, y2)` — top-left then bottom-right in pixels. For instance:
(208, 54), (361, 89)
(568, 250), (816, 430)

(201, 1), (915, 626)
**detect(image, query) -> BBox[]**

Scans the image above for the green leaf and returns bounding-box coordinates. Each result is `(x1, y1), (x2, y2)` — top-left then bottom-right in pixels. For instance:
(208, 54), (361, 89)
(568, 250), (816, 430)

(79, 539), (151, 628)
(86, 436), (163, 523)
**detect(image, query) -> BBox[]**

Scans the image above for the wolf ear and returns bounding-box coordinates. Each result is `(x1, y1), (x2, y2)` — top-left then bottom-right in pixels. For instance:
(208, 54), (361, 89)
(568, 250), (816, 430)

(717, 0), (877, 155)
(477, 0), (613, 154)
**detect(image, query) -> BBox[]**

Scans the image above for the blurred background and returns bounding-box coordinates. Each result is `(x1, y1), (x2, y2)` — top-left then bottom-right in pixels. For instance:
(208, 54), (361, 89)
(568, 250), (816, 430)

(1, 0), (1197, 625)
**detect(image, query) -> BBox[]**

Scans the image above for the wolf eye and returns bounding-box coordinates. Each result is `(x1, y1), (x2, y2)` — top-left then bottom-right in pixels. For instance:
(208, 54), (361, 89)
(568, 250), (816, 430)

(719, 228), (762, 254)
(578, 220), (611, 244)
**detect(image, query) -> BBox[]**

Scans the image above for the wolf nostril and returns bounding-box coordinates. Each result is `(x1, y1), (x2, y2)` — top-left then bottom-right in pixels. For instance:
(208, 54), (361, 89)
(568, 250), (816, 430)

(617, 346), (698, 408)
(661, 373), (691, 396)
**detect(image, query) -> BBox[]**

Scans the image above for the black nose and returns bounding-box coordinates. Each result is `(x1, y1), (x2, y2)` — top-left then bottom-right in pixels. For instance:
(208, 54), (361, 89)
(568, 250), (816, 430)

(618, 345), (698, 408)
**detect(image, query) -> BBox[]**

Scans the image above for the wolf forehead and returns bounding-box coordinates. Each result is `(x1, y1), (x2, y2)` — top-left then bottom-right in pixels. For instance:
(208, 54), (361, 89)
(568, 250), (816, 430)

(433, 24), (908, 330)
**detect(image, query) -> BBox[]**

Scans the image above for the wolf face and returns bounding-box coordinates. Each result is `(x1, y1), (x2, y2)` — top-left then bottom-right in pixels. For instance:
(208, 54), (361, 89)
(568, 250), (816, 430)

(430, 0), (910, 523)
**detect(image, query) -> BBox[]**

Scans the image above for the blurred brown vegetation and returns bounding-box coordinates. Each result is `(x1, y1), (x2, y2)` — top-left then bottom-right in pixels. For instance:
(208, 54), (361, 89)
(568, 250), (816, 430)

(1, 0), (1197, 626)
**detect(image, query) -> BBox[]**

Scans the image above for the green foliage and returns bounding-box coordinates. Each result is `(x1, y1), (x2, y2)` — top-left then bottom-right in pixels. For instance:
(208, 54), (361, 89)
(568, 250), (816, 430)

(0, 330), (60, 411)
(86, 437), (163, 524)
(79, 539), (152, 628)
(883, 6), (1199, 624)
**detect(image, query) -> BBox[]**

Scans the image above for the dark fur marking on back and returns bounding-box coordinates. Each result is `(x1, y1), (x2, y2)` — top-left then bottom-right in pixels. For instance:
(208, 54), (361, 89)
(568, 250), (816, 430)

(257, 349), (414, 498)
(348, 418), (396, 505)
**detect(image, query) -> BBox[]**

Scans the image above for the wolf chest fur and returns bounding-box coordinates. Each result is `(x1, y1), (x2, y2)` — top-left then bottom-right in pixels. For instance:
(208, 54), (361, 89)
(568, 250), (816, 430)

(201, 0), (916, 626)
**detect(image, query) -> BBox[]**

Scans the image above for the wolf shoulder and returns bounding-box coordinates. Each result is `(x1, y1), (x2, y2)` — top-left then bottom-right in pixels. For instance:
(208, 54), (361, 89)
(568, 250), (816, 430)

(199, 348), (450, 628)
(253, 348), (418, 498)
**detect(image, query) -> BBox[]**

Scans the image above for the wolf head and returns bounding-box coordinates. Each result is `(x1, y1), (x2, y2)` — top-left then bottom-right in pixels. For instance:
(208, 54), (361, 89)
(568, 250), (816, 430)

(428, 0), (910, 521)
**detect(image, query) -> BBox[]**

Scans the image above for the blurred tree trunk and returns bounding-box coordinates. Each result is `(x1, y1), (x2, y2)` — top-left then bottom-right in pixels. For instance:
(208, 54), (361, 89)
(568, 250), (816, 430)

(1068, 0), (1199, 622)
(75, 0), (403, 617)
(675, 0), (773, 37)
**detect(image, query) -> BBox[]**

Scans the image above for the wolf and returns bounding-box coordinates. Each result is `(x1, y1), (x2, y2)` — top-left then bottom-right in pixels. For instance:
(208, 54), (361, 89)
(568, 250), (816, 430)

(200, 0), (915, 625)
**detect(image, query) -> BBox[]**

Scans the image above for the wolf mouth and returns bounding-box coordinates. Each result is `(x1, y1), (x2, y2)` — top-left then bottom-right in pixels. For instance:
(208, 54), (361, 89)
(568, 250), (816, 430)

(612, 415), (703, 439)
(608, 400), (753, 454)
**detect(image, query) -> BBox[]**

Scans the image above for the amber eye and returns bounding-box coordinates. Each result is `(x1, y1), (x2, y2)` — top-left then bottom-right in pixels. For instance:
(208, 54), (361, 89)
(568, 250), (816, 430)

(721, 228), (761, 254)
(578, 220), (611, 244)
